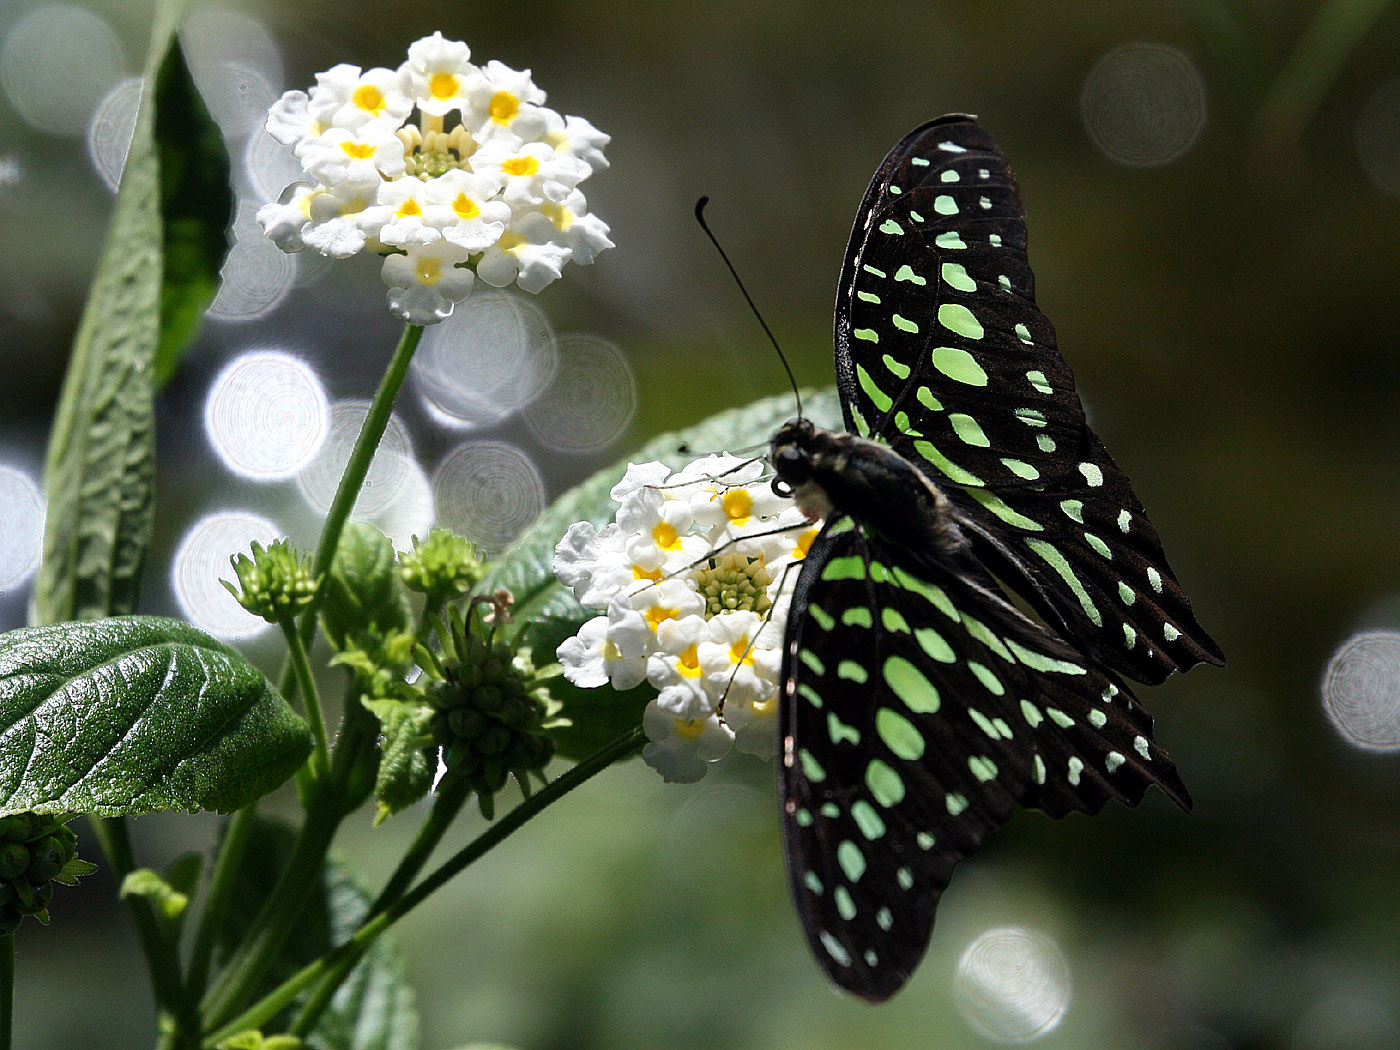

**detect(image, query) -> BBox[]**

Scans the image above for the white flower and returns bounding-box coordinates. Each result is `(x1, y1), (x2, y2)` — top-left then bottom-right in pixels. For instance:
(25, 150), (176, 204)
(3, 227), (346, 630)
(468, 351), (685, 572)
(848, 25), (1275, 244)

(463, 59), (550, 141)
(422, 168), (512, 250)
(641, 701), (734, 783)
(256, 183), (317, 252)
(399, 32), (476, 117)
(376, 177), (439, 248)
(543, 112), (610, 173)
(266, 91), (318, 146)
(313, 65), (413, 131)
(381, 241), (475, 324)
(297, 180), (383, 257)
(469, 139), (589, 207)
(299, 122), (407, 187)
(553, 455), (820, 782)
(257, 33), (611, 322)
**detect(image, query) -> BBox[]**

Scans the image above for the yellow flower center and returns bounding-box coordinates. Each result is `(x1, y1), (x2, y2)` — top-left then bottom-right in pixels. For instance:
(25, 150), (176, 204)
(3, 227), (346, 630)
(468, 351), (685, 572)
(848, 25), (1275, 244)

(652, 520), (681, 551)
(633, 565), (663, 582)
(396, 198), (423, 219)
(719, 488), (753, 526)
(645, 605), (679, 632)
(676, 644), (703, 678)
(497, 230), (526, 256)
(502, 154), (540, 177)
(673, 716), (706, 741)
(352, 83), (386, 114)
(429, 72), (459, 100)
(539, 201), (574, 231)
(413, 255), (442, 285)
(452, 193), (480, 220)
(794, 527), (819, 559)
(340, 140), (377, 160)
(729, 637), (755, 666)
(489, 90), (520, 124)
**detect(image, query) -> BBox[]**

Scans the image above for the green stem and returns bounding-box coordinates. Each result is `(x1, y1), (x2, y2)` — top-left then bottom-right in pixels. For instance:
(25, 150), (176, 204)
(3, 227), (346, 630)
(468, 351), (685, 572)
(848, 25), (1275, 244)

(280, 617), (330, 779)
(208, 726), (645, 1046)
(1256, 0), (1393, 142)
(371, 772), (473, 915)
(287, 323), (424, 692)
(0, 933), (12, 1050)
(88, 816), (187, 1019)
(197, 793), (346, 1030)
(185, 806), (257, 1001)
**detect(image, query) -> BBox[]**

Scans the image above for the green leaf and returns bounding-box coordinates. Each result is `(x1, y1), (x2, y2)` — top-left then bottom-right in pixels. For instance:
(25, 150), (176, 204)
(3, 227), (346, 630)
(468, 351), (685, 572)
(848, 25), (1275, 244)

(34, 0), (196, 623)
(152, 34), (233, 387)
(363, 699), (436, 824)
(321, 522), (412, 654)
(485, 387), (839, 759)
(0, 616), (312, 816)
(218, 818), (419, 1050)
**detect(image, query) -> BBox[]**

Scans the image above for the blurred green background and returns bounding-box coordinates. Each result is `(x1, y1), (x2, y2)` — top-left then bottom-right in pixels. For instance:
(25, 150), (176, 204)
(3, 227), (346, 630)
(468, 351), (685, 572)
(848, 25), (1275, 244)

(3, 0), (1400, 1047)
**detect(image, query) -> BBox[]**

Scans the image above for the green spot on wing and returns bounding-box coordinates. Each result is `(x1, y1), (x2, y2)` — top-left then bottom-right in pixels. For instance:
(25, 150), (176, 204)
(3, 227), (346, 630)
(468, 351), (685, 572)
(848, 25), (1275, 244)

(932, 346), (988, 385)
(862, 264), (887, 278)
(968, 755), (998, 782)
(968, 660), (1005, 696)
(893, 264), (927, 285)
(883, 654), (942, 711)
(875, 706), (926, 760)
(821, 555), (866, 581)
(1026, 369), (1052, 393)
(837, 659), (868, 683)
(866, 759), (905, 807)
(881, 607), (911, 633)
(879, 218), (904, 235)
(935, 231), (966, 249)
(892, 313), (919, 333)
(916, 386), (943, 412)
(841, 606), (873, 628)
(857, 290), (881, 303)
(837, 840), (866, 882)
(827, 712), (861, 745)
(799, 748), (826, 782)
(1026, 538), (1103, 626)
(913, 441), (984, 486)
(949, 412), (990, 447)
(808, 604), (835, 631)
(941, 262), (977, 291)
(854, 328), (880, 344)
(856, 363), (893, 411)
(938, 302), (984, 339)
(799, 649), (825, 676)
(881, 353), (911, 379)
(851, 800), (887, 840)
(966, 487), (1043, 530)
(945, 793), (968, 815)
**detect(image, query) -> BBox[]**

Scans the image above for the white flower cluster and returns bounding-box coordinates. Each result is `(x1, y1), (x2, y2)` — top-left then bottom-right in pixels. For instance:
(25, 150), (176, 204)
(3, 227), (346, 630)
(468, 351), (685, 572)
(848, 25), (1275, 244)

(257, 32), (611, 324)
(554, 455), (820, 782)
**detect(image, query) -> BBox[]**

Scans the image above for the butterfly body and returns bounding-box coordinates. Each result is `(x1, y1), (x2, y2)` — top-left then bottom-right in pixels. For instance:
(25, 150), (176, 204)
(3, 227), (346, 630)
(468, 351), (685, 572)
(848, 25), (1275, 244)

(773, 115), (1222, 1001)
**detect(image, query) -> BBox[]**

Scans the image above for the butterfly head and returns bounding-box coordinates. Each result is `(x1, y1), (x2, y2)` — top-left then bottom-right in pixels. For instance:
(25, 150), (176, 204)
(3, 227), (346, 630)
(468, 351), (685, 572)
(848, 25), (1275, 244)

(769, 417), (832, 521)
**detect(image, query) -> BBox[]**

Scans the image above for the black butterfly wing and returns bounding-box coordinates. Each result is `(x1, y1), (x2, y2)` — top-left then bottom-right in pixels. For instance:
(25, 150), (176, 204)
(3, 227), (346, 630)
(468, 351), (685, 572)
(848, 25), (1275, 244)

(833, 115), (1223, 685)
(778, 516), (1189, 1001)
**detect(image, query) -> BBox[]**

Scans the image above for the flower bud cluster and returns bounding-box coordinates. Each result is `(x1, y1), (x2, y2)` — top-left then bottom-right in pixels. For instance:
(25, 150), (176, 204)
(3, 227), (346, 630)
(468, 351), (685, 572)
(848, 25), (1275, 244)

(223, 539), (319, 624)
(0, 813), (96, 933)
(417, 603), (564, 817)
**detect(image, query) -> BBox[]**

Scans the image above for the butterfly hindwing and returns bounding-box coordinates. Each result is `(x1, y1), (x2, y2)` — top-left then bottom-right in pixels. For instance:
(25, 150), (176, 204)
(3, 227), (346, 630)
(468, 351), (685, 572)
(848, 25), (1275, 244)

(778, 515), (1190, 1001)
(833, 115), (1223, 685)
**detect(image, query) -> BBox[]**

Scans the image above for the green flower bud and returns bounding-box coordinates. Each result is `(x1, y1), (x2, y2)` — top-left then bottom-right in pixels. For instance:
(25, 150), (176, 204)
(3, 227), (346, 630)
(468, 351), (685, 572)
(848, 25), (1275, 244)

(25, 839), (65, 883)
(398, 528), (486, 599)
(0, 842), (30, 880)
(222, 539), (320, 623)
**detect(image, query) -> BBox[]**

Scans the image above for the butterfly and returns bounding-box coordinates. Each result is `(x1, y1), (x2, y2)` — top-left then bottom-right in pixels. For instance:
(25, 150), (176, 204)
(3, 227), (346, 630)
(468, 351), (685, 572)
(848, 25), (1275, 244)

(767, 115), (1223, 1001)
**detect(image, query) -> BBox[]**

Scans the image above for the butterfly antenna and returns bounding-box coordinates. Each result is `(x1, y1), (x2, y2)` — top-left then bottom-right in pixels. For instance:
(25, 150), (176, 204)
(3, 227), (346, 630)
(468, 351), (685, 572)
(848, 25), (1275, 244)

(694, 197), (804, 419)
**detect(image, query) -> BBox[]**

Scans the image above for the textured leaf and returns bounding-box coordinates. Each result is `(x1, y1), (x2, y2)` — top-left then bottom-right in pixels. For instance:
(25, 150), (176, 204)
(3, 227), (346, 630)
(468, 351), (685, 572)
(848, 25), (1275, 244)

(34, 0), (189, 623)
(364, 699), (435, 823)
(485, 387), (839, 759)
(152, 34), (233, 388)
(321, 521), (412, 653)
(0, 616), (311, 816)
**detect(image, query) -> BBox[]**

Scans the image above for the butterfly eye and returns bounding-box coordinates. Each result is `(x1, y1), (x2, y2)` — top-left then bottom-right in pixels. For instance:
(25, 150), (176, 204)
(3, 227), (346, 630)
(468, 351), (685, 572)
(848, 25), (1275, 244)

(771, 444), (808, 483)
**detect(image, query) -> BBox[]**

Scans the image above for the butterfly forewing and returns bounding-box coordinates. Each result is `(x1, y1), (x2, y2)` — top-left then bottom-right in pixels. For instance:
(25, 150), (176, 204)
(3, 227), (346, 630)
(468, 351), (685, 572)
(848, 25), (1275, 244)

(779, 515), (1189, 1000)
(833, 115), (1223, 685)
